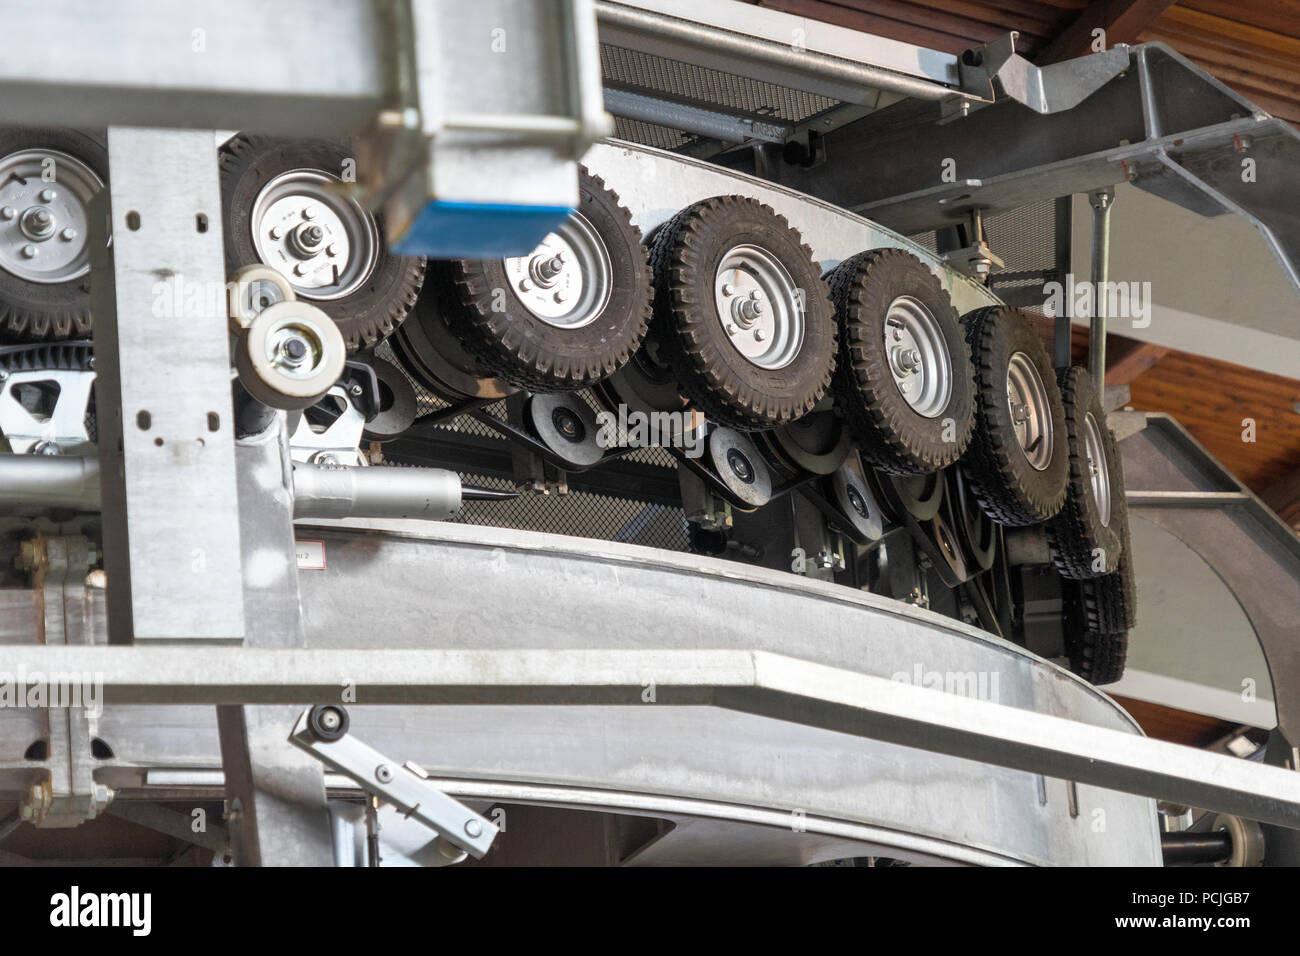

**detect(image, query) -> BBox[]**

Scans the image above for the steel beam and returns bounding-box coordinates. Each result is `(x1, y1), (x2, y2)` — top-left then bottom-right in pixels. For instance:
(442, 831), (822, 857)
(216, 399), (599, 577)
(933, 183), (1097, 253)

(0, 0), (389, 135)
(216, 422), (333, 867)
(8, 645), (1300, 829)
(90, 128), (244, 645)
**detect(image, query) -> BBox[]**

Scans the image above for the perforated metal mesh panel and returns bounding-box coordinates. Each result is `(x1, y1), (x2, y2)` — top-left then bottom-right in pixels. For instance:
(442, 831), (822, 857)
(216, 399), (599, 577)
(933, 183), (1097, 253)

(601, 45), (836, 123)
(374, 340), (689, 551)
(910, 198), (1068, 316)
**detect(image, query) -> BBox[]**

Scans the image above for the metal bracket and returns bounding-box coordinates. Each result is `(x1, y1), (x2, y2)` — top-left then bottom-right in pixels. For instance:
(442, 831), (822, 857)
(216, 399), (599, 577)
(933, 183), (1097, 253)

(290, 385), (369, 467)
(0, 366), (95, 456)
(959, 33), (1130, 115)
(288, 705), (496, 860)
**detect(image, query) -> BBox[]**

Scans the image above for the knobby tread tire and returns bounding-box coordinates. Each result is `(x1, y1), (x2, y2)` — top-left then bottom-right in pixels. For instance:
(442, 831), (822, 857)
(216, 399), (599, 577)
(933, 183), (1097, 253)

(442, 170), (652, 392)
(647, 195), (836, 429)
(959, 305), (1068, 526)
(829, 249), (975, 475)
(1046, 366), (1127, 579)
(0, 128), (108, 342)
(220, 134), (425, 352)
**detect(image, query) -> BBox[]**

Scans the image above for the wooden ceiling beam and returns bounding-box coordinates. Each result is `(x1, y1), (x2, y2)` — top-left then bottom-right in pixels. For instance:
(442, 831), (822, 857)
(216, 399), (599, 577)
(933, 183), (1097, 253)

(1037, 0), (1178, 64)
(1105, 339), (1170, 385)
(1262, 467), (1300, 528)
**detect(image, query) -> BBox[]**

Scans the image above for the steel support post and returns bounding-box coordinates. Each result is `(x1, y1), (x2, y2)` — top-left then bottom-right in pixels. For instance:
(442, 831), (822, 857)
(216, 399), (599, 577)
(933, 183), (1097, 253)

(90, 128), (245, 645)
(217, 421), (334, 866)
(1087, 188), (1114, 393)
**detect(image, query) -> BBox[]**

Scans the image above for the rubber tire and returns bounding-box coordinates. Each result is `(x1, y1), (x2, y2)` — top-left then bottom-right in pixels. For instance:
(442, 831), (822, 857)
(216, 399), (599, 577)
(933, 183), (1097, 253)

(1063, 510), (1137, 684)
(441, 170), (652, 392)
(829, 250), (975, 475)
(220, 134), (426, 352)
(647, 196), (836, 429)
(960, 306), (1068, 526)
(1046, 366), (1126, 579)
(0, 128), (108, 342)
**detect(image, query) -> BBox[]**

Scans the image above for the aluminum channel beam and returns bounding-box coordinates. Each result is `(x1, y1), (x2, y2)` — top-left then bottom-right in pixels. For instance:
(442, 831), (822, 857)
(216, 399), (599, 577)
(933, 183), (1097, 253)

(0, 0), (389, 135)
(7, 645), (1300, 829)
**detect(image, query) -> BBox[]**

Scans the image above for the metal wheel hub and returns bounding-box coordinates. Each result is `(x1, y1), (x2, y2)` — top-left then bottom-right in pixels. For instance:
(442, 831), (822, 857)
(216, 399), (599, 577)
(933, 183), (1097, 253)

(0, 149), (102, 284)
(1005, 351), (1053, 471)
(1082, 410), (1112, 525)
(267, 323), (326, 380)
(713, 244), (805, 370)
(251, 169), (379, 301)
(883, 296), (951, 418)
(504, 212), (611, 329)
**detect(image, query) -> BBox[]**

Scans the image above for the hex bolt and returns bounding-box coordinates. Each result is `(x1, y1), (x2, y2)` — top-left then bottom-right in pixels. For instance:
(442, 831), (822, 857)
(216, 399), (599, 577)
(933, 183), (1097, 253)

(721, 283), (735, 296)
(1012, 403), (1030, 423)
(754, 329), (766, 342)
(374, 764), (393, 783)
(348, 383), (363, 397)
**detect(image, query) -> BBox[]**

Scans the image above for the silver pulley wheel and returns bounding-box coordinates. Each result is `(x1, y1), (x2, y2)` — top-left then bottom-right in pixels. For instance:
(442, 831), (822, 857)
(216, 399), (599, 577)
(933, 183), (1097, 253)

(503, 213), (612, 329)
(227, 263), (296, 331)
(236, 301), (347, 410)
(250, 168), (379, 301)
(1082, 410), (1112, 526)
(713, 244), (806, 370)
(0, 149), (103, 284)
(1006, 351), (1054, 471)
(883, 295), (952, 418)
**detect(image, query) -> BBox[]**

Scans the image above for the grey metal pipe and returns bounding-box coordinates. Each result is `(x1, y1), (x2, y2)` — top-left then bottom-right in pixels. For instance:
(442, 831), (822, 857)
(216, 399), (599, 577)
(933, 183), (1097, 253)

(0, 454), (462, 522)
(596, 2), (959, 104)
(1088, 188), (1114, 393)
(291, 462), (462, 521)
(0, 454), (101, 510)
